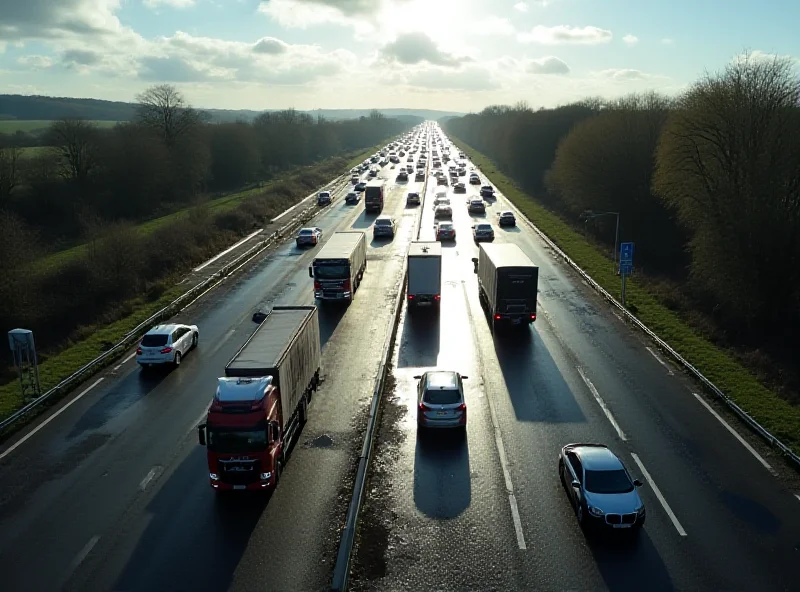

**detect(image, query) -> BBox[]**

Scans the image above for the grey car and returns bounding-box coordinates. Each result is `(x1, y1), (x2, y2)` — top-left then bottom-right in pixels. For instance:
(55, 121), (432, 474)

(559, 443), (646, 533)
(414, 370), (468, 433)
(373, 215), (397, 239)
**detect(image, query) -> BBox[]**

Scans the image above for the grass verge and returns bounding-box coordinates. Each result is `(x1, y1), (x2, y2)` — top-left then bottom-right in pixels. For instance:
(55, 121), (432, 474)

(0, 120), (121, 133)
(449, 135), (800, 455)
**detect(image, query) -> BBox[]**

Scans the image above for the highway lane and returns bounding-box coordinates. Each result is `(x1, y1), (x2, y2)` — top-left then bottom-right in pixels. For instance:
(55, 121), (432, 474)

(350, 131), (800, 591)
(0, 133), (430, 592)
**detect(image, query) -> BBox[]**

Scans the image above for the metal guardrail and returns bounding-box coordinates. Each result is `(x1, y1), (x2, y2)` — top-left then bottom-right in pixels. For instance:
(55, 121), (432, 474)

(466, 151), (800, 470)
(0, 186), (335, 435)
(330, 149), (431, 592)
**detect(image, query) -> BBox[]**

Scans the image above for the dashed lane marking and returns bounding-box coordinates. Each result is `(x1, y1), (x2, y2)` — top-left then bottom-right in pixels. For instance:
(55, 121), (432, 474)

(631, 453), (687, 536)
(577, 367), (627, 441)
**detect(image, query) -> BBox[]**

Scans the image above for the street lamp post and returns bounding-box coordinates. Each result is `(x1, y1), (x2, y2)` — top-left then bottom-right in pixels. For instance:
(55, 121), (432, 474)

(580, 210), (620, 270)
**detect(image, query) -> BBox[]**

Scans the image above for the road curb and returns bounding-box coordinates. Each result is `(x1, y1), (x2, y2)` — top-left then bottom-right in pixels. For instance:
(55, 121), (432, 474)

(455, 138), (800, 470)
(330, 135), (431, 592)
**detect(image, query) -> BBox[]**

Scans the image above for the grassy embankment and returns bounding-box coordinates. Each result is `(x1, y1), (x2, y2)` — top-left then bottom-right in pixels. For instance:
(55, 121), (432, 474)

(450, 136), (800, 455)
(0, 140), (389, 424)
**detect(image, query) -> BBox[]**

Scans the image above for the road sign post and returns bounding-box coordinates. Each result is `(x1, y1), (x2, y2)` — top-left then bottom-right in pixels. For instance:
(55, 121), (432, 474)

(619, 242), (634, 306)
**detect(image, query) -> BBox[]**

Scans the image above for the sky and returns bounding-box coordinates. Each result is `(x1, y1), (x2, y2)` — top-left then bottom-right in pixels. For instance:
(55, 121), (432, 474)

(0, 0), (798, 113)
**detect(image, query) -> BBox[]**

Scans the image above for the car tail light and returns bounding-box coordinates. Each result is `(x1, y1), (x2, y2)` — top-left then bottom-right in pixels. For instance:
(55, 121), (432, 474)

(419, 402), (431, 412)
(531, 314), (536, 320)
(136, 347), (142, 355)
(434, 294), (440, 301)
(494, 314), (501, 320)
(343, 279), (351, 291)
(314, 280), (322, 290)
(160, 347), (173, 354)
(408, 294), (415, 300)
(458, 403), (466, 411)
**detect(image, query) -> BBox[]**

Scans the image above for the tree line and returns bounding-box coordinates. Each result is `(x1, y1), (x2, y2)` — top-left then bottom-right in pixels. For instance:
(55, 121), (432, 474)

(0, 85), (409, 373)
(443, 53), (800, 349)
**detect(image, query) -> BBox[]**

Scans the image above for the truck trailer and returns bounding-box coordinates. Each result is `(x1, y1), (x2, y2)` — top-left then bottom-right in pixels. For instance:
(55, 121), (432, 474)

(364, 180), (386, 213)
(471, 243), (538, 331)
(309, 231), (367, 303)
(407, 241), (442, 310)
(198, 306), (321, 492)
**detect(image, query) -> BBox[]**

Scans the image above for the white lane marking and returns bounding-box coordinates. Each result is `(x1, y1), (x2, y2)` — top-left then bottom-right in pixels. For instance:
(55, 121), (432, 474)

(630, 453), (687, 536)
(795, 494), (800, 503)
(188, 405), (211, 435)
(576, 367), (627, 441)
(646, 346), (674, 375)
(113, 351), (138, 371)
(139, 466), (162, 491)
(193, 228), (263, 272)
(691, 392), (775, 475)
(67, 535), (99, 575)
(0, 378), (104, 461)
(484, 380), (527, 550)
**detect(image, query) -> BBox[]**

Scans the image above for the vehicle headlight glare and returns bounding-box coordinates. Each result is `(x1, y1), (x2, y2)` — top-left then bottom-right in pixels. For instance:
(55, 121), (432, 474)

(588, 506), (604, 517)
(260, 472), (272, 480)
(209, 473), (219, 481)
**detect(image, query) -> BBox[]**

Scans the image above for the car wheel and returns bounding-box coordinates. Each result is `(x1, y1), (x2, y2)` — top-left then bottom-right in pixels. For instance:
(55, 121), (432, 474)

(576, 503), (585, 525)
(558, 459), (566, 486)
(274, 460), (282, 489)
(192, 332), (198, 349)
(174, 351), (181, 367)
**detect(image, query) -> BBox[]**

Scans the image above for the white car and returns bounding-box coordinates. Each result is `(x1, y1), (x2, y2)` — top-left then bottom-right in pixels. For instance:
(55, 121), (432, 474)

(137, 323), (199, 368)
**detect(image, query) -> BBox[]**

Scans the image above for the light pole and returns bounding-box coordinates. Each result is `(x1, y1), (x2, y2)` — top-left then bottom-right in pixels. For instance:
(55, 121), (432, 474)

(580, 210), (620, 270)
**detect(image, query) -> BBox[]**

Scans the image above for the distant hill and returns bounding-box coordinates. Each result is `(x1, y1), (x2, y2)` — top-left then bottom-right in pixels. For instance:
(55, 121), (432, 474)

(0, 95), (462, 126)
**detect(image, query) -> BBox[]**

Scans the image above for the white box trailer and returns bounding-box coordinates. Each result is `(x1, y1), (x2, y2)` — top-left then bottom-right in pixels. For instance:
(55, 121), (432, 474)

(407, 241), (442, 310)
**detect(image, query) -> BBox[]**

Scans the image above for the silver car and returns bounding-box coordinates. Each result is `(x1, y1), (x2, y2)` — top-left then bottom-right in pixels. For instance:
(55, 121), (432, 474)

(559, 443), (646, 533)
(137, 323), (199, 368)
(415, 370), (468, 433)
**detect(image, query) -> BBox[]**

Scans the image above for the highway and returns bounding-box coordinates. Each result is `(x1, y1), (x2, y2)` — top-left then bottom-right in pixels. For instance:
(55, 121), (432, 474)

(349, 132), (800, 591)
(0, 136), (431, 592)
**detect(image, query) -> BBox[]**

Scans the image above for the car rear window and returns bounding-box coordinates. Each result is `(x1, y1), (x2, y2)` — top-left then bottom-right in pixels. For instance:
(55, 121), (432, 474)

(141, 334), (168, 347)
(476, 224), (491, 230)
(439, 223), (453, 230)
(424, 388), (461, 405)
(376, 219), (391, 226)
(299, 229), (313, 235)
(584, 469), (634, 494)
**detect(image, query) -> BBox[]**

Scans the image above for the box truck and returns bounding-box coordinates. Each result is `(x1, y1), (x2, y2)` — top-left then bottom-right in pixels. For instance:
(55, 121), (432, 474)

(471, 243), (538, 331)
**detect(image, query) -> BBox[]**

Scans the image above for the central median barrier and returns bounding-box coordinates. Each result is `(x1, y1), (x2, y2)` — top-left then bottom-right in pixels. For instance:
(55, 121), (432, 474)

(330, 133), (432, 592)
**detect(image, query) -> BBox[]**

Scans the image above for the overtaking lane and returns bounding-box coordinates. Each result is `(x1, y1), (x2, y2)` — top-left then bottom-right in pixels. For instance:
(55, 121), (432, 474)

(0, 150), (416, 592)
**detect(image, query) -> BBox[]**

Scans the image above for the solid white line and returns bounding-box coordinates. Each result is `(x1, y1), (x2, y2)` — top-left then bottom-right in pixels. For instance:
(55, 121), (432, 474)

(0, 378), (105, 461)
(193, 228), (263, 272)
(630, 453), (687, 536)
(646, 346), (675, 375)
(139, 466), (161, 491)
(795, 493), (800, 503)
(67, 535), (99, 574)
(485, 386), (527, 549)
(576, 367), (627, 441)
(691, 392), (775, 475)
(113, 351), (138, 371)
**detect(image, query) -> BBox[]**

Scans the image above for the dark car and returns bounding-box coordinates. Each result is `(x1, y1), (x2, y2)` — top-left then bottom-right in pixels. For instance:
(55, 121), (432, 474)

(453, 182), (466, 193)
(355, 182), (367, 192)
(415, 370), (468, 433)
(480, 185), (495, 198)
(373, 215), (397, 239)
(397, 170), (409, 181)
(559, 443), (645, 533)
(407, 192), (421, 206)
(345, 192), (360, 205)
(369, 169), (378, 177)
(437, 176), (449, 186)
(498, 211), (516, 226)
(468, 199), (486, 214)
(296, 227), (322, 247)
(415, 171), (425, 181)
(469, 175), (481, 185)
(472, 222), (494, 242)
(317, 191), (332, 206)
(435, 221), (456, 241)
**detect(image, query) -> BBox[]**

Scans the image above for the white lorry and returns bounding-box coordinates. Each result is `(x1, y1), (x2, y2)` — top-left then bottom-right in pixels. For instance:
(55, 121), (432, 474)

(407, 241), (442, 310)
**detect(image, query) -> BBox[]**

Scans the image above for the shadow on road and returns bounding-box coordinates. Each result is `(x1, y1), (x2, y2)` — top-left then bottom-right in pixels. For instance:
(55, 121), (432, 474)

(493, 326), (586, 423)
(351, 211), (378, 229)
(587, 529), (674, 592)
(396, 306), (440, 368)
(114, 447), (268, 592)
(318, 302), (348, 348)
(413, 432), (471, 519)
(370, 236), (394, 249)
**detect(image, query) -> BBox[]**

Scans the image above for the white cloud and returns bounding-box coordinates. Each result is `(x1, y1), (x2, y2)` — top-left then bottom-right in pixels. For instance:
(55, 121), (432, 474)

(16, 54), (53, 69)
(622, 34), (638, 46)
(257, 0), (404, 28)
(143, 0), (196, 8)
(379, 32), (463, 67)
(661, 38), (674, 45)
(514, 1), (528, 11)
(526, 56), (570, 74)
(597, 68), (648, 81)
(0, 0), (128, 41)
(518, 25), (613, 45)
(474, 17), (515, 36)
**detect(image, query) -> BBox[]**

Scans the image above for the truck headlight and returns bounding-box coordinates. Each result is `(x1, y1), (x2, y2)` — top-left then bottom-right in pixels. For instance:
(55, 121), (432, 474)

(260, 472), (272, 480)
(209, 473), (219, 481)
(588, 506), (604, 517)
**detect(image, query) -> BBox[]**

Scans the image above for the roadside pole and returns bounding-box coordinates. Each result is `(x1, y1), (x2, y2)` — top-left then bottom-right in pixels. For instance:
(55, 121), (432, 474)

(619, 242), (634, 307)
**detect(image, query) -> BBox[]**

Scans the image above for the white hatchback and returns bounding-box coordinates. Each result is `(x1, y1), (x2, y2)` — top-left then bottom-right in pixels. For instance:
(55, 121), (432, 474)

(136, 323), (199, 368)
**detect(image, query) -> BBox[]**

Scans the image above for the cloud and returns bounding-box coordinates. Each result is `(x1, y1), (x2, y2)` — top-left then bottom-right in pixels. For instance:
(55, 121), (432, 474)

(379, 32), (462, 67)
(661, 38), (674, 45)
(0, 0), (127, 41)
(16, 54), (53, 69)
(598, 68), (648, 81)
(253, 37), (289, 55)
(526, 56), (570, 75)
(62, 49), (102, 66)
(139, 56), (207, 82)
(474, 17), (515, 36)
(514, 1), (528, 11)
(404, 66), (500, 92)
(257, 0), (405, 28)
(622, 34), (638, 46)
(143, 0), (196, 8)
(518, 25), (613, 45)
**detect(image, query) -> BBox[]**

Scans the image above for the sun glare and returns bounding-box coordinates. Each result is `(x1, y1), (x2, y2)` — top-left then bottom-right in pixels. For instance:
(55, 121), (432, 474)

(383, 0), (470, 50)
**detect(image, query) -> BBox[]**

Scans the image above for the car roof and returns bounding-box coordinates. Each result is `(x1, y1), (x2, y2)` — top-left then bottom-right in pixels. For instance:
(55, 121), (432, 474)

(438, 221), (453, 227)
(376, 215), (392, 221)
(475, 223), (492, 228)
(299, 227), (316, 232)
(146, 323), (181, 335)
(573, 445), (624, 470)
(500, 211), (514, 215)
(424, 371), (459, 389)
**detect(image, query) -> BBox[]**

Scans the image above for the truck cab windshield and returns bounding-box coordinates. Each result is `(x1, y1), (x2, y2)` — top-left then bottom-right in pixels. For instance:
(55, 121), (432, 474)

(208, 428), (268, 453)
(314, 265), (349, 279)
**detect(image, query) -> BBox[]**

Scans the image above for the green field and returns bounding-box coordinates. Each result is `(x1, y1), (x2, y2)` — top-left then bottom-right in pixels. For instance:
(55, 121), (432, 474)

(0, 120), (122, 133)
(450, 137), (800, 455)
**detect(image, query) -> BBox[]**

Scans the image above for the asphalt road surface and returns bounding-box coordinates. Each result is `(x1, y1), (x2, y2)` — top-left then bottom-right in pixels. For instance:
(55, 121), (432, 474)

(0, 136), (431, 592)
(350, 132), (800, 591)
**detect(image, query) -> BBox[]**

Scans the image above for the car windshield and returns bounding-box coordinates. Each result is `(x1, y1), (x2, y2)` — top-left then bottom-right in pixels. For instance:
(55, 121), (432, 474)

(208, 428), (268, 453)
(320, 192), (330, 197)
(424, 388), (461, 405)
(314, 264), (348, 279)
(584, 469), (634, 494)
(376, 219), (392, 226)
(141, 334), (168, 347)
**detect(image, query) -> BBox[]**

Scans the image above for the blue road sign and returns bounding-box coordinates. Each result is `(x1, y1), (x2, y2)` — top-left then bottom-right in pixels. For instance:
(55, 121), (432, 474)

(620, 242), (635, 263)
(619, 262), (633, 275)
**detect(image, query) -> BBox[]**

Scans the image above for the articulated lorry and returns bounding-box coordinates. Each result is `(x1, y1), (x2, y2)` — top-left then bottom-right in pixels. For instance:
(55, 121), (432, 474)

(407, 241), (442, 310)
(309, 231), (367, 303)
(471, 243), (539, 331)
(198, 306), (321, 492)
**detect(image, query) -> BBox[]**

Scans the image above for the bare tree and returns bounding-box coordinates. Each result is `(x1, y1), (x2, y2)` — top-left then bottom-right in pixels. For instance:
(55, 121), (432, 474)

(135, 84), (201, 146)
(47, 119), (100, 183)
(0, 145), (21, 199)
